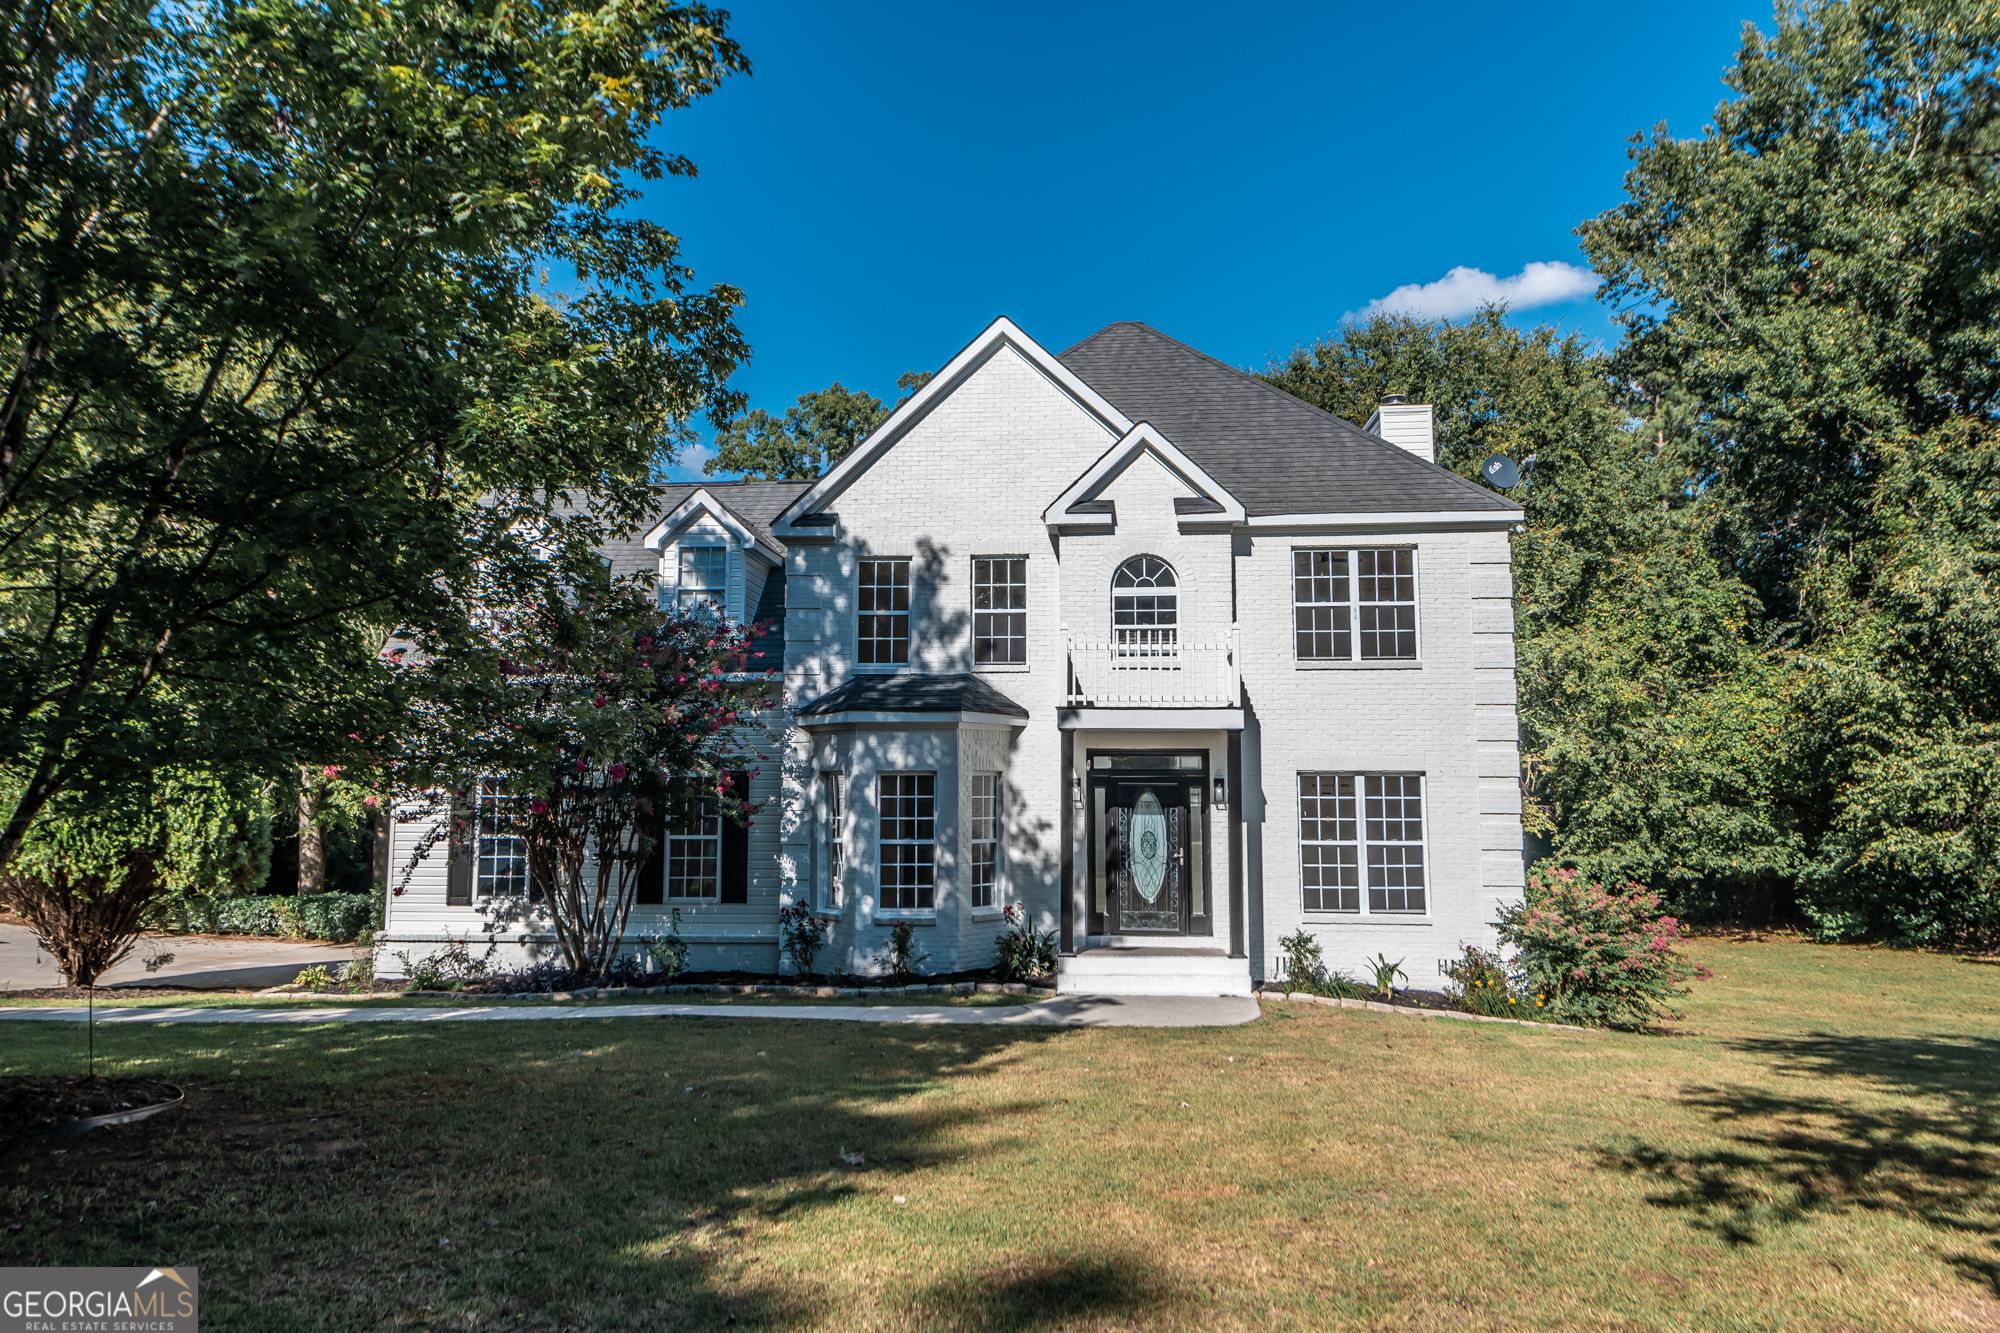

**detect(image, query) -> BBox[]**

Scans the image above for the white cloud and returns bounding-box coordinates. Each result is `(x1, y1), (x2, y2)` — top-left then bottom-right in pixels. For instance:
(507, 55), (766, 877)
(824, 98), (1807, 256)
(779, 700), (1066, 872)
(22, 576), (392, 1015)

(1358, 261), (1601, 321)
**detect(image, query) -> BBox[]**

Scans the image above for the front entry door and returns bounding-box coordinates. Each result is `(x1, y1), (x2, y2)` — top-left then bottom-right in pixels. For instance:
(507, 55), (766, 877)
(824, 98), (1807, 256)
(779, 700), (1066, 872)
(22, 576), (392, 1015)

(1105, 779), (1193, 935)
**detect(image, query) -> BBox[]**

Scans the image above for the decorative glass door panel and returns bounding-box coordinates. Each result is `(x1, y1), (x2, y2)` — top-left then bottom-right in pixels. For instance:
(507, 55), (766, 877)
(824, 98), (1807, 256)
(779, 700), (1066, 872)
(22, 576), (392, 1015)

(1108, 781), (1188, 934)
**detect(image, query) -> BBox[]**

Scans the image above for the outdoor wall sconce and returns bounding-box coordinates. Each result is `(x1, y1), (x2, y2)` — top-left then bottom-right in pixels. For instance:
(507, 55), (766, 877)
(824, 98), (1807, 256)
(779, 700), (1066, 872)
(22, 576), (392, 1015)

(1071, 774), (1083, 808)
(1212, 774), (1228, 810)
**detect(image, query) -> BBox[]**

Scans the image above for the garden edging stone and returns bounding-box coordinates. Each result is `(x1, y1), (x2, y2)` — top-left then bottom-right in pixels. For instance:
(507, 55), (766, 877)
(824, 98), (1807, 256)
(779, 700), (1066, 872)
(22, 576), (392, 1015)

(1260, 989), (1597, 1033)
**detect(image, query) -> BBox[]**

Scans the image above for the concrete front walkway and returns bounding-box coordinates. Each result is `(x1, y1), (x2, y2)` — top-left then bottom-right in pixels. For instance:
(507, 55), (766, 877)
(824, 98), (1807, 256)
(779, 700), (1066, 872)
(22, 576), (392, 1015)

(0, 994), (1261, 1028)
(0, 923), (352, 992)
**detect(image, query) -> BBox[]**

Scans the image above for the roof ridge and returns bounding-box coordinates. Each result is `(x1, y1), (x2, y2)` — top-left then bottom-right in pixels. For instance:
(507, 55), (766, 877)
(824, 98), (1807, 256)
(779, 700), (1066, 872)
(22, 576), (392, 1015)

(1064, 322), (1513, 510)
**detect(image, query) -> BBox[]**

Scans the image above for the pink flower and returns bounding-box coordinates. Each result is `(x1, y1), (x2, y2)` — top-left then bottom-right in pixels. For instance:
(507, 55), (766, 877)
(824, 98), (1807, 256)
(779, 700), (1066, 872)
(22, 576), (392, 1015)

(363, 795), (379, 809)
(608, 763), (628, 783)
(575, 758), (588, 772)
(592, 695), (606, 708)
(530, 799), (547, 814)
(322, 764), (340, 778)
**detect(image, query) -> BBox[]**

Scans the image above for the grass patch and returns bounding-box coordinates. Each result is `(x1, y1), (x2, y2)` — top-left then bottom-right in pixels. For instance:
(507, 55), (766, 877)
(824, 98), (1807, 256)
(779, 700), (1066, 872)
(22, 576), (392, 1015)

(3, 939), (1999, 1330)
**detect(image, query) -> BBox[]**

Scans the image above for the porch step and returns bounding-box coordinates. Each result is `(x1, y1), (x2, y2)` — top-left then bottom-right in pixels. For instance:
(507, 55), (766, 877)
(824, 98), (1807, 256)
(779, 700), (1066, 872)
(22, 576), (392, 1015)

(1058, 946), (1253, 998)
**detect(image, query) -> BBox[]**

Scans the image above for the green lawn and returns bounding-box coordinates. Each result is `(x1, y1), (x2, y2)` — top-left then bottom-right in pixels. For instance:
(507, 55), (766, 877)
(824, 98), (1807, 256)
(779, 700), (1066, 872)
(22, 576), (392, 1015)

(3, 938), (1998, 1331)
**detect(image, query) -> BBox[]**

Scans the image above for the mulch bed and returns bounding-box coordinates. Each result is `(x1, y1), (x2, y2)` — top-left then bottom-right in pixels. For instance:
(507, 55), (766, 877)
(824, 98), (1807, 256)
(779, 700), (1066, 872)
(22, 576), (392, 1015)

(0, 1076), (181, 1153)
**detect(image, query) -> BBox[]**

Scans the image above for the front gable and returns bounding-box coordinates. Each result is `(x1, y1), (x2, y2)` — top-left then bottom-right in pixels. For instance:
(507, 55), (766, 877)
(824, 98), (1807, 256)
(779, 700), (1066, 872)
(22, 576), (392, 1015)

(1043, 422), (1246, 535)
(771, 317), (1131, 538)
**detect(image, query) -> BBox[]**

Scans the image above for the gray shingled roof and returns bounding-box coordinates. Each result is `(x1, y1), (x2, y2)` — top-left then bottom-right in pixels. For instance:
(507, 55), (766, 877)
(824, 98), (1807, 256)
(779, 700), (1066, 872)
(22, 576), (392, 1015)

(796, 673), (1030, 719)
(649, 479), (815, 545)
(1058, 322), (1517, 517)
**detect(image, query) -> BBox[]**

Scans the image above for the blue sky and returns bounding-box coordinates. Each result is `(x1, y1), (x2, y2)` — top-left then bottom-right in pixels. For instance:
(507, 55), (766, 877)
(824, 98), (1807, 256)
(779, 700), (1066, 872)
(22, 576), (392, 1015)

(644, 0), (1765, 478)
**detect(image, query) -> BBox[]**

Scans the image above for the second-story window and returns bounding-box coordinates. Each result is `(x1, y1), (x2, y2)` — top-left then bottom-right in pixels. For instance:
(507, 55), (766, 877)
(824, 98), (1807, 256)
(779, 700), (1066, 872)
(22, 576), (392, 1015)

(675, 546), (728, 615)
(1293, 548), (1418, 661)
(858, 558), (910, 665)
(1113, 555), (1178, 658)
(973, 557), (1027, 665)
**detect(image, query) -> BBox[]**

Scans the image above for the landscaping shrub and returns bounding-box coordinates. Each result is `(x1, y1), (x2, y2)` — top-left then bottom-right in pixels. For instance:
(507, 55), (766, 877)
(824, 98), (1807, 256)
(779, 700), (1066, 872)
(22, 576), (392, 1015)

(183, 893), (380, 942)
(1273, 929), (1364, 998)
(885, 920), (927, 978)
(1441, 944), (1537, 1018)
(1497, 868), (1710, 1026)
(779, 902), (832, 977)
(994, 905), (1058, 981)
(397, 939), (493, 991)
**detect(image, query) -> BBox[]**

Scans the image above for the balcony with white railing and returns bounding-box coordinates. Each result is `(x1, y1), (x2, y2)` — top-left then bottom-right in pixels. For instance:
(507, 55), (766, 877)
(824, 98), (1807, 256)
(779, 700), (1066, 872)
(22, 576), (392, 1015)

(1062, 625), (1240, 708)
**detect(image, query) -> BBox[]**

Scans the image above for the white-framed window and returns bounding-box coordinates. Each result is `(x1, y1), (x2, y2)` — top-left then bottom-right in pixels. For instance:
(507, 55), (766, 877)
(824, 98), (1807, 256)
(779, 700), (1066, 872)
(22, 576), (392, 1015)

(821, 771), (844, 908)
(968, 773), (999, 908)
(666, 794), (722, 900)
(1298, 773), (1427, 914)
(1113, 555), (1177, 657)
(859, 558), (910, 665)
(972, 558), (1027, 665)
(674, 545), (728, 615)
(1293, 548), (1417, 661)
(474, 780), (529, 897)
(878, 772), (935, 911)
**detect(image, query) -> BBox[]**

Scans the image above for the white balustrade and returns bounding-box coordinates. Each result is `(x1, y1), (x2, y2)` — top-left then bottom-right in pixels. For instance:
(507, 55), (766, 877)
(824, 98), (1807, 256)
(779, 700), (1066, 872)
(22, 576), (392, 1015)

(1062, 625), (1239, 707)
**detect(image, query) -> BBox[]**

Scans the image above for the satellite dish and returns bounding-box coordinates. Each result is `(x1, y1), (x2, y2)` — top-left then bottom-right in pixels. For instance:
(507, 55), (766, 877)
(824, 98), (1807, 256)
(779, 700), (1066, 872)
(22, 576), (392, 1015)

(1480, 455), (1521, 489)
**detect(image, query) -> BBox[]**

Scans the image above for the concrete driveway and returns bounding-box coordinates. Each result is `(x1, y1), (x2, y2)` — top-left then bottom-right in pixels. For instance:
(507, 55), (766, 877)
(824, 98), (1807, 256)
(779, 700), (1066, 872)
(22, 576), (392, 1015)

(0, 922), (353, 991)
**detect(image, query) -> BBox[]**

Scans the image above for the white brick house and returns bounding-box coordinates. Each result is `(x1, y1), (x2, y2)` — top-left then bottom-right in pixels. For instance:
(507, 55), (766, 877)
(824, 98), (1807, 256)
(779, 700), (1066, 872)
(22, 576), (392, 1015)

(376, 317), (1527, 995)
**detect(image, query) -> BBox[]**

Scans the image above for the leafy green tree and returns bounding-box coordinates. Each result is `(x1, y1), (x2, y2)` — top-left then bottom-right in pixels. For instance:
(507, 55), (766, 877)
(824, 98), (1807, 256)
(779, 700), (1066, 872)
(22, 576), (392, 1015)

(0, 765), (271, 984)
(1267, 310), (1801, 919)
(0, 0), (751, 870)
(707, 370), (934, 478)
(1580, 0), (2000, 945)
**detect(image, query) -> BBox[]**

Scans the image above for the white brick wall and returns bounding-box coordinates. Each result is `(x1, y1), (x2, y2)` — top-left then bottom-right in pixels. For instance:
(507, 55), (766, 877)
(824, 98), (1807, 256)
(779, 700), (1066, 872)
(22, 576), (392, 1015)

(1238, 528), (1524, 985)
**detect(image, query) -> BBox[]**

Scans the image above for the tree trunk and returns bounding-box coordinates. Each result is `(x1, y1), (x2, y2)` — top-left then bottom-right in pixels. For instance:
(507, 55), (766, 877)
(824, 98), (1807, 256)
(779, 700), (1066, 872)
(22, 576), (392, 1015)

(297, 768), (326, 896)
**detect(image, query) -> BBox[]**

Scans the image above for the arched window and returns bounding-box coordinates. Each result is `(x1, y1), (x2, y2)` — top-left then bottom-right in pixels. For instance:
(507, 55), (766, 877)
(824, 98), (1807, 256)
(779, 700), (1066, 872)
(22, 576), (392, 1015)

(1113, 556), (1178, 657)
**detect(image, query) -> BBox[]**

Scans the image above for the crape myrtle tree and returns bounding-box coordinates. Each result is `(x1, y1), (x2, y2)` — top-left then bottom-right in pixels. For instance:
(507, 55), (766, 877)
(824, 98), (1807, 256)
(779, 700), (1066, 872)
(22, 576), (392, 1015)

(1580, 0), (2000, 945)
(0, 0), (751, 878)
(394, 572), (778, 980)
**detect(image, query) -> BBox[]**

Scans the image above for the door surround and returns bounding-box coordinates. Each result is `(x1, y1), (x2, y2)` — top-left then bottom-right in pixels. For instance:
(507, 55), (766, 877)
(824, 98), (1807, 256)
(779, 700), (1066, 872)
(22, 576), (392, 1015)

(1085, 748), (1213, 940)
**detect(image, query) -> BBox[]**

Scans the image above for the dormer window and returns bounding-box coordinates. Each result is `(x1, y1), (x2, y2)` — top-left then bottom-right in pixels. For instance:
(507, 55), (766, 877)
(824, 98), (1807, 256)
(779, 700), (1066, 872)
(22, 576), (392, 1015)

(1113, 556), (1177, 658)
(675, 546), (728, 616)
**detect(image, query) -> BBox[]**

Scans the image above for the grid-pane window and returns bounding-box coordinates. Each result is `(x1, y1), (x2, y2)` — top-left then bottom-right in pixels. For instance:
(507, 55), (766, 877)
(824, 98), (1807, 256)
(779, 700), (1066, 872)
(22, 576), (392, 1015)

(969, 773), (999, 909)
(879, 773), (935, 910)
(1290, 548), (1417, 661)
(1293, 551), (1351, 661)
(822, 772), (844, 908)
(1297, 775), (1358, 912)
(859, 559), (911, 665)
(676, 546), (728, 614)
(665, 794), (721, 900)
(1365, 775), (1425, 912)
(973, 558), (1027, 665)
(1357, 549), (1417, 659)
(1299, 773), (1425, 914)
(475, 780), (529, 897)
(1112, 556), (1178, 657)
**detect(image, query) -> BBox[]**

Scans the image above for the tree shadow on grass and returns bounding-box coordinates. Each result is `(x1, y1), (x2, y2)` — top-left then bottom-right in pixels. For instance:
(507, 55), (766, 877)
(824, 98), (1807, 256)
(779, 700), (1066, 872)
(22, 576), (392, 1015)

(1596, 1033), (2000, 1294)
(0, 1016), (1082, 1330)
(905, 1252), (1194, 1332)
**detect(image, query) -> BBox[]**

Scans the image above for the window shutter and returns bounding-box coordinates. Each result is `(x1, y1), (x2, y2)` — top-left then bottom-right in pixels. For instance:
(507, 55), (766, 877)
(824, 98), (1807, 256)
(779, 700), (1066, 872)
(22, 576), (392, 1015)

(720, 770), (751, 904)
(445, 790), (473, 906)
(635, 811), (665, 905)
